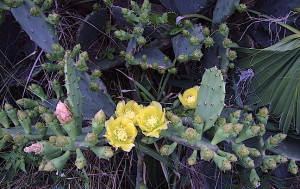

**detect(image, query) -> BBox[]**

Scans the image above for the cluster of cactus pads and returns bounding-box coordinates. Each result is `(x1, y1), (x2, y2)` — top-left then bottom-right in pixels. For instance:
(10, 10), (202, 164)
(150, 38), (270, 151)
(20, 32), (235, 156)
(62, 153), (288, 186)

(0, 56), (297, 187)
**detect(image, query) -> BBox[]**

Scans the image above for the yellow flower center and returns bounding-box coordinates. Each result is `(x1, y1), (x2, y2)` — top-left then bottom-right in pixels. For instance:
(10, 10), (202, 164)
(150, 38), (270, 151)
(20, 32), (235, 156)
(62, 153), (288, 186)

(114, 126), (128, 141)
(187, 95), (196, 104)
(145, 115), (159, 129)
(125, 109), (135, 120)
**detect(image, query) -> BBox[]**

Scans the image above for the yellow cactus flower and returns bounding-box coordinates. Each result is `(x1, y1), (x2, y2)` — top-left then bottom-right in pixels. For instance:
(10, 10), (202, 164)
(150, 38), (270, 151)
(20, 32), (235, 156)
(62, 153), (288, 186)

(178, 86), (199, 109)
(137, 101), (168, 138)
(116, 100), (143, 125)
(104, 116), (137, 152)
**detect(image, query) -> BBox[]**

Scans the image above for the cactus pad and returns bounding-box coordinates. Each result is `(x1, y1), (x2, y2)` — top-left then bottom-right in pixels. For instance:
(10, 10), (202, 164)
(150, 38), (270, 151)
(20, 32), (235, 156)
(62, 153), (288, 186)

(195, 67), (225, 131)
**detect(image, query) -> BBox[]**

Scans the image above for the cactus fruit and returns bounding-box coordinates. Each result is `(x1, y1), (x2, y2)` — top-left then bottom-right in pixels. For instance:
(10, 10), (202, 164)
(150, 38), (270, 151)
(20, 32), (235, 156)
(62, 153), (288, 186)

(228, 110), (241, 124)
(262, 156), (277, 170)
(256, 107), (269, 125)
(85, 133), (98, 144)
(249, 169), (260, 188)
(211, 123), (233, 145)
(195, 67), (225, 132)
(0, 109), (11, 128)
(235, 125), (260, 143)
(43, 112), (64, 136)
(203, 36), (214, 48)
(200, 146), (214, 161)
(51, 79), (63, 99)
(169, 114), (185, 137)
(17, 110), (32, 134)
(29, 83), (46, 100)
(160, 142), (177, 156)
(44, 150), (71, 171)
(263, 133), (287, 150)
(91, 146), (114, 160)
(217, 150), (237, 162)
(75, 148), (87, 169)
(184, 128), (199, 142)
(288, 160), (298, 175)
(213, 153), (232, 171)
(35, 122), (47, 136)
(248, 148), (261, 157)
(16, 98), (39, 108)
(232, 143), (249, 157)
(241, 157), (255, 168)
(4, 103), (20, 126)
(187, 150), (198, 166)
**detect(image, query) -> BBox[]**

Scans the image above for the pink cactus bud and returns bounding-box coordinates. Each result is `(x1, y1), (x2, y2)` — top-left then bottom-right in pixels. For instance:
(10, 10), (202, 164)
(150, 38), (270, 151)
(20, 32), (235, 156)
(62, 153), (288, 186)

(24, 142), (42, 153)
(55, 101), (73, 124)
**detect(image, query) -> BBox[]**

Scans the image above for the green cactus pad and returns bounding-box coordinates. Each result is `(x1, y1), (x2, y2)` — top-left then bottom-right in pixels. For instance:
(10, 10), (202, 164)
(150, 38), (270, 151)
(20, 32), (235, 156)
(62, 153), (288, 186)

(11, 0), (58, 53)
(195, 67), (225, 132)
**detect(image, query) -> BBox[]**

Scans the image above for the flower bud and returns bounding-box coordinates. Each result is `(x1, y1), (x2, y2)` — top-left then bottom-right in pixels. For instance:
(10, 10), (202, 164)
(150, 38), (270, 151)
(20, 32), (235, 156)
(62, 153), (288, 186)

(160, 142), (177, 156)
(140, 63), (148, 70)
(55, 136), (69, 147)
(93, 3), (100, 10)
(137, 36), (146, 46)
(85, 133), (99, 144)
(94, 110), (106, 124)
(288, 160), (298, 174)
(187, 150), (198, 166)
(4, 103), (13, 111)
(182, 30), (190, 37)
(141, 54), (147, 62)
(228, 50), (237, 61)
(91, 146), (114, 159)
(75, 148), (87, 169)
(76, 59), (88, 73)
(236, 4), (247, 13)
(233, 123), (243, 133)
(184, 128), (199, 141)
(158, 68), (166, 74)
(30, 7), (39, 16)
(177, 54), (189, 63)
(200, 147), (214, 161)
(170, 114), (181, 125)
(219, 23), (229, 36)
(204, 37), (214, 48)
(189, 36), (201, 46)
(168, 68), (177, 74)
(248, 148), (261, 157)
(190, 49), (203, 61)
(49, 136), (57, 144)
(151, 62), (159, 69)
(222, 38), (232, 48)
(90, 82), (99, 92)
(55, 101), (73, 124)
(133, 27), (144, 36)
(91, 69), (102, 79)
(3, 134), (12, 142)
(48, 13), (60, 25)
(250, 169), (260, 188)
(241, 156), (255, 168)
(216, 117), (226, 126)
(202, 27), (210, 37)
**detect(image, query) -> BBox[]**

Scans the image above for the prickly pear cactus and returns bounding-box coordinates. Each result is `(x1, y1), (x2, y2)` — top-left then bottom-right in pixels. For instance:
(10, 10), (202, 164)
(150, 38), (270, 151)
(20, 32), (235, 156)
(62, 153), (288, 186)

(11, 0), (58, 53)
(195, 67), (225, 132)
(64, 53), (83, 135)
